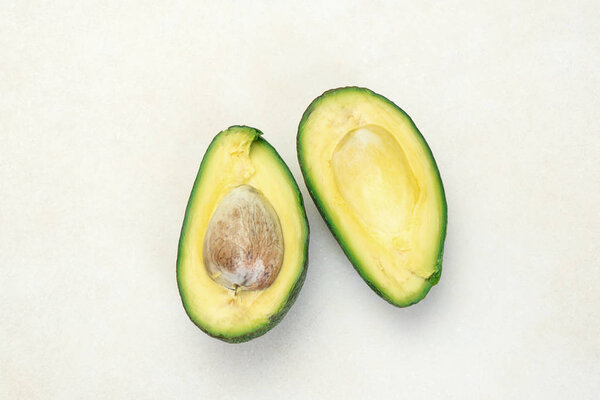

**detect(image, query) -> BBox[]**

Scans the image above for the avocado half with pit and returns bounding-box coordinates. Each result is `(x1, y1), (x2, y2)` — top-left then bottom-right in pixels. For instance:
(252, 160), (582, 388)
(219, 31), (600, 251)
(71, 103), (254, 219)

(177, 126), (309, 342)
(297, 87), (447, 307)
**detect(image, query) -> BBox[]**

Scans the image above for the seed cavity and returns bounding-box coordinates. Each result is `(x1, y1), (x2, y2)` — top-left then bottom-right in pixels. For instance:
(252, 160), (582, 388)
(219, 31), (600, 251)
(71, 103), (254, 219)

(331, 125), (419, 235)
(203, 185), (284, 291)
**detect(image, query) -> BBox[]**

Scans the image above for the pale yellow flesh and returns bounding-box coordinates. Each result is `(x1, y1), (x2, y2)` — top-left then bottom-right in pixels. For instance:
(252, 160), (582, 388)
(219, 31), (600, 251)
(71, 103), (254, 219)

(300, 92), (444, 304)
(178, 129), (306, 337)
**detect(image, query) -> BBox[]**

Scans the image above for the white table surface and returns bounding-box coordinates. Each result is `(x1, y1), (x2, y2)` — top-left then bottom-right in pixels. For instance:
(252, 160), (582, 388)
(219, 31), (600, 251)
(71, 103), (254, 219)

(2, 1), (599, 399)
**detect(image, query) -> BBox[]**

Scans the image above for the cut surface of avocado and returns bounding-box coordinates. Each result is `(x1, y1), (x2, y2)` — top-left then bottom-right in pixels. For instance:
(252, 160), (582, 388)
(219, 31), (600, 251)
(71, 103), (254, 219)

(297, 87), (446, 307)
(177, 126), (309, 342)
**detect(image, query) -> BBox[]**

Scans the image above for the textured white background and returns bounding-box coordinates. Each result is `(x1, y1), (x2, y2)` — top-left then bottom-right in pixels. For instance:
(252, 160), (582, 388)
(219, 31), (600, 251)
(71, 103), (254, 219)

(1, 1), (599, 399)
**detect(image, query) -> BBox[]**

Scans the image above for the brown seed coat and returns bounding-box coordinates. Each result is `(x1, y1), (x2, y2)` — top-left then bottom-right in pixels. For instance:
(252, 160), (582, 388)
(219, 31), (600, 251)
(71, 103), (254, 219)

(203, 185), (284, 291)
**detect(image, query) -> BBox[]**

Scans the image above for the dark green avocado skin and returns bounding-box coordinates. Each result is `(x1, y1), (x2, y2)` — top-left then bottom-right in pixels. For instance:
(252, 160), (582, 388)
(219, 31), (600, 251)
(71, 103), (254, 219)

(297, 87), (447, 308)
(177, 126), (310, 343)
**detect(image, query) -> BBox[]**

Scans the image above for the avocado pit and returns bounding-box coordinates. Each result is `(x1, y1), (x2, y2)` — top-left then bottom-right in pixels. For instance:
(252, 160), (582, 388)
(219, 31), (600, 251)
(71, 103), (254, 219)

(203, 184), (284, 291)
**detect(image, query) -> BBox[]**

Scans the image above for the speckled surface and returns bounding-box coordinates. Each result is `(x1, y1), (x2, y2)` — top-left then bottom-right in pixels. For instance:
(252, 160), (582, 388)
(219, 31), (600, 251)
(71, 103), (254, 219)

(1, 1), (599, 398)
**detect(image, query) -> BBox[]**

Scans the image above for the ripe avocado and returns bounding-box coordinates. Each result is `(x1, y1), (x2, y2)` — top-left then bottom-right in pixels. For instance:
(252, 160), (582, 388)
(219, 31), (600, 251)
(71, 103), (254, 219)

(177, 126), (309, 342)
(297, 87), (447, 307)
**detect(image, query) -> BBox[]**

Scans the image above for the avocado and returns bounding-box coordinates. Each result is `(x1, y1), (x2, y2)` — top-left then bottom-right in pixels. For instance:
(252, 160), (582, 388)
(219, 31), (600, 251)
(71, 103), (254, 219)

(297, 87), (447, 307)
(177, 126), (309, 342)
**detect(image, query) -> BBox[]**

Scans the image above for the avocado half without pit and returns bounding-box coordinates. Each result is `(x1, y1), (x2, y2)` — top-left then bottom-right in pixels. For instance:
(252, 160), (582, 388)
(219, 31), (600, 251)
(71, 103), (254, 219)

(297, 87), (447, 307)
(177, 126), (309, 342)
